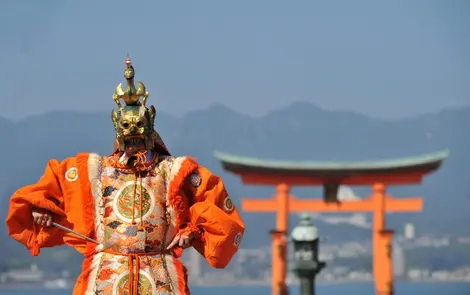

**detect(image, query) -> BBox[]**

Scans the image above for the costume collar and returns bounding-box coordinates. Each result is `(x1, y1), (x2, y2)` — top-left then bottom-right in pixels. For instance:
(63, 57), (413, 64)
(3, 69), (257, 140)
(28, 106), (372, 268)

(118, 150), (154, 167)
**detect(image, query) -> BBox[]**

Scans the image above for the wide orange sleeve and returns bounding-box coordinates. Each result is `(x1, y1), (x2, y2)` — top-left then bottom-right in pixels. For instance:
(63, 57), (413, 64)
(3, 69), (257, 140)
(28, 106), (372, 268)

(183, 166), (245, 269)
(5, 159), (67, 256)
(5, 156), (90, 256)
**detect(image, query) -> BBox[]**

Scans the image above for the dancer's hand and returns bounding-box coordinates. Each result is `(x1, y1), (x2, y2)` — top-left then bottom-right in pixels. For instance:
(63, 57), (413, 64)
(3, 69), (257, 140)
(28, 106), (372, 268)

(166, 232), (194, 250)
(32, 208), (53, 227)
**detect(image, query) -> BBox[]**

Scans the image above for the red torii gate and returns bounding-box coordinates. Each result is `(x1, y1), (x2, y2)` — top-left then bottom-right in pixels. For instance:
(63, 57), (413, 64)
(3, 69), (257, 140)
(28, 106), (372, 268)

(214, 150), (448, 295)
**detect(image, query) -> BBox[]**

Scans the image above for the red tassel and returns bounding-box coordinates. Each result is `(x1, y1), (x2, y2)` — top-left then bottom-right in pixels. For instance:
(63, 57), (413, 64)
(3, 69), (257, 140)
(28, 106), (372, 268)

(31, 222), (40, 256)
(31, 243), (40, 256)
(172, 247), (183, 258)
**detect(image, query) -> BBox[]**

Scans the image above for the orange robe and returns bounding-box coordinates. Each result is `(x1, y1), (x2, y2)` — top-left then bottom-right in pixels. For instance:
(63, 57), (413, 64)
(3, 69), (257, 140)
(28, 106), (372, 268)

(5, 153), (245, 295)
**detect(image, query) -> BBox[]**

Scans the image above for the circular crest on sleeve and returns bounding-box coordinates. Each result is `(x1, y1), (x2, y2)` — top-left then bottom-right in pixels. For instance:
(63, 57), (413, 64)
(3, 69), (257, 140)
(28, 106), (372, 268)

(189, 172), (202, 187)
(65, 167), (78, 182)
(223, 196), (234, 213)
(234, 232), (243, 248)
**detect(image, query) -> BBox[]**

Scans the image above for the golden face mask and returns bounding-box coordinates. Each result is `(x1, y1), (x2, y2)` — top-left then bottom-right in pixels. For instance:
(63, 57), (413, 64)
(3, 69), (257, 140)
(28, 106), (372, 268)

(111, 57), (158, 153)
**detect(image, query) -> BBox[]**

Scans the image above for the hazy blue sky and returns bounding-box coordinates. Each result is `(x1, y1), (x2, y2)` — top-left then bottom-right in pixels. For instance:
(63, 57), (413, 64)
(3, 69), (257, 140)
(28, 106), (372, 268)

(0, 0), (469, 120)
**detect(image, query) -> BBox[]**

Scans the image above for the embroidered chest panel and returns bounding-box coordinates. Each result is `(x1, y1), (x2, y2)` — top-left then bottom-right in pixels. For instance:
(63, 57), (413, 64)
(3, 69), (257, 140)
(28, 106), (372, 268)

(98, 157), (174, 254)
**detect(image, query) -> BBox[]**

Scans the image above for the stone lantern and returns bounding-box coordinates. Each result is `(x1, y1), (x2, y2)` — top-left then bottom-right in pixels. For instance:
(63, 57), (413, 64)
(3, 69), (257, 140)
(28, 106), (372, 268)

(290, 213), (325, 295)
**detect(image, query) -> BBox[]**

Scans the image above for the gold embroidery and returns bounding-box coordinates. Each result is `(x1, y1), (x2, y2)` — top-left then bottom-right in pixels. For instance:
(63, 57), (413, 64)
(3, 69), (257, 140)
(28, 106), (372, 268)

(189, 172), (202, 187)
(223, 196), (234, 212)
(234, 232), (243, 247)
(65, 167), (78, 182)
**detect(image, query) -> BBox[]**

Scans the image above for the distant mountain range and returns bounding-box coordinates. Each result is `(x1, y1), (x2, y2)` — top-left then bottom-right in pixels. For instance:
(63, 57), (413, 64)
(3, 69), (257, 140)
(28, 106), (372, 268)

(1, 102), (469, 268)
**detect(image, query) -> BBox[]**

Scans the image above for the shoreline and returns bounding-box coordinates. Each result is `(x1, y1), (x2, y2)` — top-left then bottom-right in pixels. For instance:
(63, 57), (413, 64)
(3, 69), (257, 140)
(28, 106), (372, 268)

(1, 280), (469, 290)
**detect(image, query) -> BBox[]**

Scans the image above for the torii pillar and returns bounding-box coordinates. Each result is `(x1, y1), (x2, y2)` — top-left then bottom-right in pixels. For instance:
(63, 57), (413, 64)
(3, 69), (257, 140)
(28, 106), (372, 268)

(214, 150), (449, 295)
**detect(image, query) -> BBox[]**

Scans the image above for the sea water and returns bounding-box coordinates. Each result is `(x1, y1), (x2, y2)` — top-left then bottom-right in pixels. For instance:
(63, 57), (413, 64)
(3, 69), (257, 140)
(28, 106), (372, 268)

(0, 283), (469, 295)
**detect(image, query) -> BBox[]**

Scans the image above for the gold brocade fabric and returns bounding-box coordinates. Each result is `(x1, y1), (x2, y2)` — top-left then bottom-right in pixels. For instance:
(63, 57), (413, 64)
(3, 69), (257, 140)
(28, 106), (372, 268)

(93, 156), (176, 295)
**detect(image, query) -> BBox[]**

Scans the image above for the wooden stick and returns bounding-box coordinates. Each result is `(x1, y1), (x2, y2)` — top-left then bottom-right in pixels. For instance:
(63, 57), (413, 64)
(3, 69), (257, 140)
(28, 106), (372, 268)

(52, 222), (99, 244)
